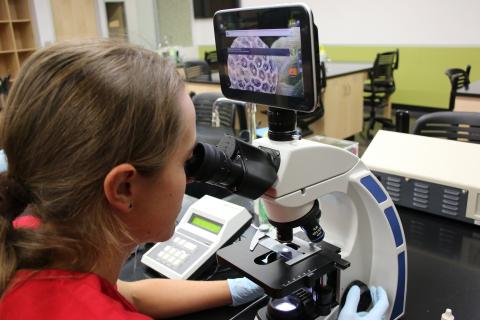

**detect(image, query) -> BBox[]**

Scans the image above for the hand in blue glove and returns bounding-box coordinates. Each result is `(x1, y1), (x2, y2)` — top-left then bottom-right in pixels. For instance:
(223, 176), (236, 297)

(227, 277), (264, 306)
(338, 285), (389, 320)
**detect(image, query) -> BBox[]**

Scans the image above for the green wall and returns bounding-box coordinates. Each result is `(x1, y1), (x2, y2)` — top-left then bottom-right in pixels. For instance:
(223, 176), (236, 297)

(199, 45), (480, 109)
(157, 0), (192, 46)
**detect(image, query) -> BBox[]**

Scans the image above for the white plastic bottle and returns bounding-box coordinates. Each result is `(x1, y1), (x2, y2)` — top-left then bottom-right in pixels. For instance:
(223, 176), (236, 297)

(441, 308), (454, 320)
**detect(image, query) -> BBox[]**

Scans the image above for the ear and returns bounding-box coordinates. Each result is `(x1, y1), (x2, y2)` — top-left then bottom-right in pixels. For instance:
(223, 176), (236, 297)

(103, 163), (136, 214)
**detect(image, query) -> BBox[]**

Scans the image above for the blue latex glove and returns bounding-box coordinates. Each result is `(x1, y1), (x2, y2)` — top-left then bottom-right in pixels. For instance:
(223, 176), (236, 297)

(0, 149), (7, 172)
(338, 285), (389, 320)
(227, 277), (264, 306)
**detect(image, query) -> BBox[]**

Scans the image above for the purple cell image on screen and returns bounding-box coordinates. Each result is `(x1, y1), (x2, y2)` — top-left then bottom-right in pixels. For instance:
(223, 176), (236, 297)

(227, 36), (278, 94)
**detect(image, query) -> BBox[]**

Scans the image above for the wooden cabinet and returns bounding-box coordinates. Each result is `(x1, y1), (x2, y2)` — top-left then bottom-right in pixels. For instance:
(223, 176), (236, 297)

(50, 0), (99, 42)
(259, 72), (369, 139)
(0, 0), (36, 79)
(310, 72), (368, 139)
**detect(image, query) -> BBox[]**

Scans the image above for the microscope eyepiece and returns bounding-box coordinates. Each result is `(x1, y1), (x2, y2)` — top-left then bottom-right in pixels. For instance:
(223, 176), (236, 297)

(185, 135), (278, 199)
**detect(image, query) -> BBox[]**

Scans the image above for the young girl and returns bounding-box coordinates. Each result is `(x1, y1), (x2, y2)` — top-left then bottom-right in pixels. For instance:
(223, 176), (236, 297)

(0, 40), (261, 319)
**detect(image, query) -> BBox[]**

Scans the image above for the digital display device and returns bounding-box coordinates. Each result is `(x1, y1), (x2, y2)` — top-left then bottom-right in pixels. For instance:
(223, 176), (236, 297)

(189, 213), (223, 234)
(213, 4), (320, 112)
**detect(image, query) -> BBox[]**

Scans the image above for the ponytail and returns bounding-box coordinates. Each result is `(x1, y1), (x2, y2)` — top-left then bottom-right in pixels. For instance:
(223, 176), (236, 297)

(0, 172), (30, 295)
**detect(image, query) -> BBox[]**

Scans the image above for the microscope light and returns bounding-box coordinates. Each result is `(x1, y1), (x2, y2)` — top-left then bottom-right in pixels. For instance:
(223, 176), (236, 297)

(275, 302), (296, 312)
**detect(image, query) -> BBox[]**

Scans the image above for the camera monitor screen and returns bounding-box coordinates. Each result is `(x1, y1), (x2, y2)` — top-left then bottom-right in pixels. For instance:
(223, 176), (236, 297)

(213, 4), (319, 112)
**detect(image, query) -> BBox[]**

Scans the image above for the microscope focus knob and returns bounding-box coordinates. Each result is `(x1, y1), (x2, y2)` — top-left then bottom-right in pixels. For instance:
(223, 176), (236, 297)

(339, 280), (373, 313)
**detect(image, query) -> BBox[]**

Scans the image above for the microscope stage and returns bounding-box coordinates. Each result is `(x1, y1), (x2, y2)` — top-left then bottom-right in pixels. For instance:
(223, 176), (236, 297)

(216, 230), (349, 298)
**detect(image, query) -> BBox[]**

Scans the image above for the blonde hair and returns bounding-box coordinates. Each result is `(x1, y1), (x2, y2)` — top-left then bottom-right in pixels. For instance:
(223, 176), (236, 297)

(0, 39), (185, 295)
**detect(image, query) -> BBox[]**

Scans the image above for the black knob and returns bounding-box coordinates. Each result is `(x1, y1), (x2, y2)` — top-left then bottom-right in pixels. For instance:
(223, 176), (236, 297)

(339, 280), (373, 313)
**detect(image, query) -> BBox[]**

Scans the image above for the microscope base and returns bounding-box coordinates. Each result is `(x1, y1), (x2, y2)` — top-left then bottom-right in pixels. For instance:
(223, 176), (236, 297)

(255, 301), (340, 320)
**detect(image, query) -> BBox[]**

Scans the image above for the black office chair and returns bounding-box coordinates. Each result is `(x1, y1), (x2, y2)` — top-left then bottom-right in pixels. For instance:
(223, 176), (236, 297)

(0, 75), (10, 95)
(364, 49), (399, 139)
(413, 111), (480, 144)
(184, 60), (212, 82)
(445, 65), (471, 111)
(0, 74), (11, 111)
(204, 50), (218, 72)
(191, 92), (247, 145)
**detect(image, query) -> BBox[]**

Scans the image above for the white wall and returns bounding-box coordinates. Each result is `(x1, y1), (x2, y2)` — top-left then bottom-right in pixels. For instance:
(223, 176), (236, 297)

(103, 0), (159, 50)
(32, 0), (159, 50)
(127, 0), (158, 50)
(192, 0), (480, 46)
(192, 18), (215, 46)
(31, 0), (56, 47)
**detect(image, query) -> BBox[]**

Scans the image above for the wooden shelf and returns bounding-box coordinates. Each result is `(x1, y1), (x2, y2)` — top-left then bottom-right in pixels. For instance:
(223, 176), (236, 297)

(0, 52), (18, 76)
(11, 19), (31, 23)
(0, 23), (14, 51)
(12, 21), (34, 50)
(16, 48), (35, 52)
(0, 0), (36, 78)
(0, 1), (9, 20)
(8, 0), (30, 20)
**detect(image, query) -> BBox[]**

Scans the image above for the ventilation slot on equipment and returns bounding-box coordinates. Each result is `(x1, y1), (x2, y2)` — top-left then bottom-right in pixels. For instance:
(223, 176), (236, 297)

(441, 188), (461, 216)
(413, 182), (429, 209)
(385, 176), (402, 202)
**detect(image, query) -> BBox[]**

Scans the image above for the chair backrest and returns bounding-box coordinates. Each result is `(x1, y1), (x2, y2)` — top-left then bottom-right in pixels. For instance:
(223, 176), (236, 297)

(191, 92), (244, 131)
(370, 49), (399, 91)
(184, 60), (212, 81)
(204, 50), (218, 71)
(191, 92), (224, 127)
(412, 111), (480, 144)
(0, 74), (11, 95)
(445, 65), (471, 111)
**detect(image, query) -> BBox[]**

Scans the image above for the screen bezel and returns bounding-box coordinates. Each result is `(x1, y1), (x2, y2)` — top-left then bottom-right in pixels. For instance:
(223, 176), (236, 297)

(213, 4), (318, 112)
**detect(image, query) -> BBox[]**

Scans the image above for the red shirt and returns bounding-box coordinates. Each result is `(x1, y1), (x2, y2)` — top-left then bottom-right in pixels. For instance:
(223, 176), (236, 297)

(0, 269), (152, 320)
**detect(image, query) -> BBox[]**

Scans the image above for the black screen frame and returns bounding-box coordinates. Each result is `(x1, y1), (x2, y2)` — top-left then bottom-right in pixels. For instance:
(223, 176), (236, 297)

(213, 4), (318, 112)
(193, 0), (240, 19)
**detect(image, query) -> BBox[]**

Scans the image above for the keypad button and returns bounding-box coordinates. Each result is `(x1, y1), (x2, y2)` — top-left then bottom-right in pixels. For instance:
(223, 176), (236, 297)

(184, 242), (197, 251)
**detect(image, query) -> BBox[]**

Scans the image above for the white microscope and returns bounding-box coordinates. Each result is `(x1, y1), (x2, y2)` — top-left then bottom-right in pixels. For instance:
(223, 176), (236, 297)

(186, 4), (407, 319)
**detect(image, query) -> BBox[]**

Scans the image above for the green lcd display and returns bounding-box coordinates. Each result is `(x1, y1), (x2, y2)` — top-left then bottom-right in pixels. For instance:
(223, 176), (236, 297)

(189, 214), (223, 234)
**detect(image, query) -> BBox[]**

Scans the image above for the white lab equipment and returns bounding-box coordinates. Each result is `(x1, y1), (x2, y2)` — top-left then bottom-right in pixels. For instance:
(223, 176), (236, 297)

(141, 195), (251, 279)
(219, 136), (407, 320)
(362, 130), (480, 225)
